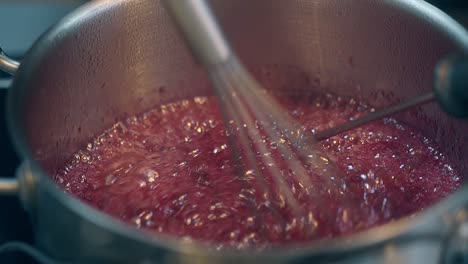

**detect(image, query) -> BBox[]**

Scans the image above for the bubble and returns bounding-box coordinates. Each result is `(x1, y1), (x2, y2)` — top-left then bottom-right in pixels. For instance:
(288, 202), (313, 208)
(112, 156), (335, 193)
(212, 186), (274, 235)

(190, 149), (201, 157)
(143, 169), (159, 183)
(213, 145), (227, 154)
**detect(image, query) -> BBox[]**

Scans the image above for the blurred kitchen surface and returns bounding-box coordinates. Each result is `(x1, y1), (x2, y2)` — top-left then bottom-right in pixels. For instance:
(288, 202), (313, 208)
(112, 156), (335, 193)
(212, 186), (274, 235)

(0, 2), (86, 56)
(0, 0), (467, 263)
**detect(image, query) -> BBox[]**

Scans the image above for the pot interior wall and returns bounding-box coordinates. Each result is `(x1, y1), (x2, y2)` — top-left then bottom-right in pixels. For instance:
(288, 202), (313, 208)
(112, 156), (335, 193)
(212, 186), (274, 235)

(13, 0), (468, 186)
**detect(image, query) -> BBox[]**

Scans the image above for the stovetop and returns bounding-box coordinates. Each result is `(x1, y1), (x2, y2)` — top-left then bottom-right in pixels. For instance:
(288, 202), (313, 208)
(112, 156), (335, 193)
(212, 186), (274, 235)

(0, 1), (466, 263)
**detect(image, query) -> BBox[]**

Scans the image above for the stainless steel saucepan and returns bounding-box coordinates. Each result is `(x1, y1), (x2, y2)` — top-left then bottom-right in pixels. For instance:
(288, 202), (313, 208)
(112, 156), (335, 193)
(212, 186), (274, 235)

(1, 0), (468, 263)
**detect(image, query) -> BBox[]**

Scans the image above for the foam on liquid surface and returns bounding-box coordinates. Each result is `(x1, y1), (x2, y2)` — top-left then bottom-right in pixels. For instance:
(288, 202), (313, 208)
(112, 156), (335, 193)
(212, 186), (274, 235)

(55, 93), (461, 249)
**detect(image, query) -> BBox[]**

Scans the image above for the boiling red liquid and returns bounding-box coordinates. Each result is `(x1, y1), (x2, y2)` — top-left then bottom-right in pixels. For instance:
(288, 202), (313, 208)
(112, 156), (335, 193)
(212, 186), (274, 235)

(55, 93), (461, 249)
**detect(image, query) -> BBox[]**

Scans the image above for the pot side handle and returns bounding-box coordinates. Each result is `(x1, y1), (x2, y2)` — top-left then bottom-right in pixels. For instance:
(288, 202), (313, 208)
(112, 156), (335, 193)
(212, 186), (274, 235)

(0, 46), (19, 75)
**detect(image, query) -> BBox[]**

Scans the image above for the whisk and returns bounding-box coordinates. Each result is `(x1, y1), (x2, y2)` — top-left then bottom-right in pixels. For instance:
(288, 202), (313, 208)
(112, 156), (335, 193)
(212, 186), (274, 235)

(164, 0), (351, 235)
(163, 0), (468, 237)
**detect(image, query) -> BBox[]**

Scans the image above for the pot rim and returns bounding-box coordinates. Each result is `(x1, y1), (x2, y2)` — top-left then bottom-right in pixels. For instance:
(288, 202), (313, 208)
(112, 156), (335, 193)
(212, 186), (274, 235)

(6, 0), (468, 260)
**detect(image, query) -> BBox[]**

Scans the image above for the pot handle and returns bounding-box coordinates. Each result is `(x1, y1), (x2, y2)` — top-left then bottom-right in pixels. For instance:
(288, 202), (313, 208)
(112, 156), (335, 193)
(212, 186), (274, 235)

(0, 46), (19, 75)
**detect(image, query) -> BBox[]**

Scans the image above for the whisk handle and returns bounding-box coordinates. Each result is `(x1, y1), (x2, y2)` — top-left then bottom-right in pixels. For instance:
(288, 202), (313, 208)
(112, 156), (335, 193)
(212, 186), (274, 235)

(163, 0), (232, 67)
(434, 55), (468, 118)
